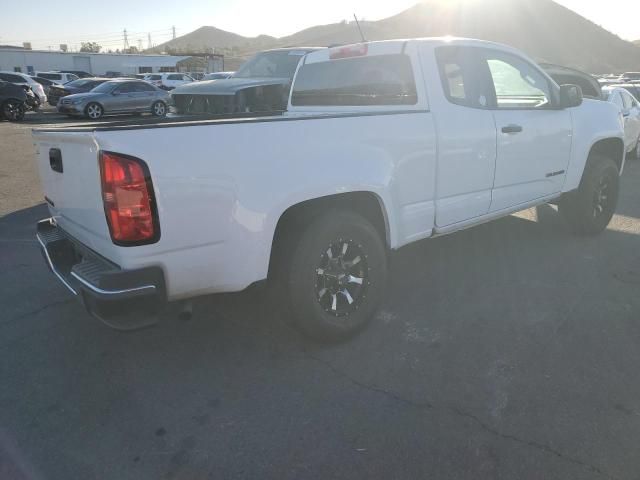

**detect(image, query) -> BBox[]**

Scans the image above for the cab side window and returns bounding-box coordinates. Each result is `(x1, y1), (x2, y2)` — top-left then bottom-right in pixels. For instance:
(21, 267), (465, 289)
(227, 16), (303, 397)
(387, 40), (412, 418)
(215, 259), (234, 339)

(483, 52), (552, 109)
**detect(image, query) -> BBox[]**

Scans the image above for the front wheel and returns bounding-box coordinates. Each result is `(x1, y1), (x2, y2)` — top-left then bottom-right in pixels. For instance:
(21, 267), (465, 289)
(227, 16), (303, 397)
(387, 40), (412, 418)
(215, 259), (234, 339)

(634, 138), (640, 159)
(85, 102), (103, 119)
(2, 99), (25, 121)
(151, 101), (167, 117)
(559, 154), (619, 235)
(285, 211), (388, 341)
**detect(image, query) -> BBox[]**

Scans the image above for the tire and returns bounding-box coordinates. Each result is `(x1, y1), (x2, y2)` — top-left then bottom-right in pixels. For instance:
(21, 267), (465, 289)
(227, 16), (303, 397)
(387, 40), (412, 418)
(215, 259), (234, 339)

(285, 211), (388, 341)
(559, 154), (619, 235)
(151, 101), (167, 117)
(2, 99), (25, 121)
(85, 102), (103, 119)
(634, 138), (640, 159)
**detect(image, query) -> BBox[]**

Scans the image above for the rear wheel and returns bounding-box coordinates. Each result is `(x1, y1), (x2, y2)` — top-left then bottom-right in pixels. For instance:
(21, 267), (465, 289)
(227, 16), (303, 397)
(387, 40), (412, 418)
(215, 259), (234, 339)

(85, 102), (103, 119)
(284, 211), (387, 341)
(559, 154), (619, 235)
(2, 99), (25, 121)
(151, 101), (167, 117)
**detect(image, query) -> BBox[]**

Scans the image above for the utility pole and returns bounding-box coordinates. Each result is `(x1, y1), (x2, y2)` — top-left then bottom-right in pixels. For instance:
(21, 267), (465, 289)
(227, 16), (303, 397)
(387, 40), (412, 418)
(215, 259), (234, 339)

(147, 33), (152, 49)
(172, 26), (176, 39)
(138, 39), (143, 51)
(123, 28), (129, 51)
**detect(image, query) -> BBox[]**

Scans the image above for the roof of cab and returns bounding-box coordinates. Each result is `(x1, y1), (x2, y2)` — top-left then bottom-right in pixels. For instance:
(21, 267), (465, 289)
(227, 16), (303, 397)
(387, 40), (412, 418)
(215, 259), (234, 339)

(304, 37), (526, 64)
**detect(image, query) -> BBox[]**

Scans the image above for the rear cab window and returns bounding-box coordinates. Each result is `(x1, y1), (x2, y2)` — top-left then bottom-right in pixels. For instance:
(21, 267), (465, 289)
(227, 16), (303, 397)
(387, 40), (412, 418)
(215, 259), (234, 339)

(289, 41), (427, 113)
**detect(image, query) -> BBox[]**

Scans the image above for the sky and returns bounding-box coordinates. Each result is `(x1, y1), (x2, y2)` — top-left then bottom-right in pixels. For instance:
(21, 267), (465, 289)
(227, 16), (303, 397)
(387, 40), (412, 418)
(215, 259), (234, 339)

(1, 0), (639, 51)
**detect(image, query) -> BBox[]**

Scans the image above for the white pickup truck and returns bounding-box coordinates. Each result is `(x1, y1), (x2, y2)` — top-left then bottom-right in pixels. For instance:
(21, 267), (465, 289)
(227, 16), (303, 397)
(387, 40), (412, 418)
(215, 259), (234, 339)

(34, 38), (625, 340)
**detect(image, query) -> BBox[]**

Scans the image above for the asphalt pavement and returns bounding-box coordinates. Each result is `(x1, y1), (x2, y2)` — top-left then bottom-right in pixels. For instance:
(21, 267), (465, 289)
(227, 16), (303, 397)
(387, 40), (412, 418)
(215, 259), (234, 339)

(1, 112), (640, 480)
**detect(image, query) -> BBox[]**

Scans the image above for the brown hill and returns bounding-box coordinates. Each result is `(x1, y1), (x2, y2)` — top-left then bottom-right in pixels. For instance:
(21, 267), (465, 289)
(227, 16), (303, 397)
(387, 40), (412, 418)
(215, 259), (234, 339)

(148, 26), (275, 55)
(153, 0), (640, 72)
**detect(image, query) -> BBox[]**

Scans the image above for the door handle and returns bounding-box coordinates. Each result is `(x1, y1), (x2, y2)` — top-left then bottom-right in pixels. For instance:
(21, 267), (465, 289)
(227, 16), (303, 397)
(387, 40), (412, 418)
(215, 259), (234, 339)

(501, 124), (523, 134)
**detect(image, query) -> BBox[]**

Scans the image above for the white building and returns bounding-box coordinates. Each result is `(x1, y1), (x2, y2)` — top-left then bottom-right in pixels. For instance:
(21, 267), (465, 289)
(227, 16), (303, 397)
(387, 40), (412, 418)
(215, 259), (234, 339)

(0, 48), (224, 76)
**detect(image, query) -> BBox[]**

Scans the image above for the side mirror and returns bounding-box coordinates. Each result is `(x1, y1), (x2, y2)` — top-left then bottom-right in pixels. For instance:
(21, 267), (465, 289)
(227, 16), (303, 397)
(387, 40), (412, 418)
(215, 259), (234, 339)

(559, 84), (583, 108)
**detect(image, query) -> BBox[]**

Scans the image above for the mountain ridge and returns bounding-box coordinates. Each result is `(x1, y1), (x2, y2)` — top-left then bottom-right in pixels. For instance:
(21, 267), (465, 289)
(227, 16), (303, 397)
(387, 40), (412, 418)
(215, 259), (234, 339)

(151, 0), (640, 72)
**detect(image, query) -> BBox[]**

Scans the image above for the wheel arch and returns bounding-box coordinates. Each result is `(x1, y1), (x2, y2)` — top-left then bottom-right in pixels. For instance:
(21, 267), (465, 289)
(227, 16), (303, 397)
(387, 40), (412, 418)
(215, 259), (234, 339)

(588, 137), (625, 173)
(267, 191), (391, 280)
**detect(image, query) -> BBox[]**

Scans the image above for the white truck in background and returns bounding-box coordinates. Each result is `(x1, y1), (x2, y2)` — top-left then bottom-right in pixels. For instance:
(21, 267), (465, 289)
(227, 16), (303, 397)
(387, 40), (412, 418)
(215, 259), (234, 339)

(34, 38), (625, 340)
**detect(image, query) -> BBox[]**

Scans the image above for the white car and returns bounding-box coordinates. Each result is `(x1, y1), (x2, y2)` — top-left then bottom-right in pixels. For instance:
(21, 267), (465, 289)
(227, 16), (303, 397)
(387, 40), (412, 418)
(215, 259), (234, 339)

(35, 71), (79, 85)
(143, 73), (194, 90)
(603, 86), (640, 158)
(34, 38), (625, 340)
(0, 71), (47, 103)
(202, 71), (235, 81)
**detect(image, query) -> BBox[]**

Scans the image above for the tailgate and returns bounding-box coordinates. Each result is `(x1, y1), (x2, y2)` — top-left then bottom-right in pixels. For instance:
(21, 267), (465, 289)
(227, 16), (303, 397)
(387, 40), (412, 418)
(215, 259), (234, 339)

(33, 129), (114, 256)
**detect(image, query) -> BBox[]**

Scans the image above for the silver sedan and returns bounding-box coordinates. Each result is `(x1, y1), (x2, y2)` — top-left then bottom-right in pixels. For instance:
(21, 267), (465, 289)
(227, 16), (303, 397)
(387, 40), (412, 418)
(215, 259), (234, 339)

(57, 79), (171, 119)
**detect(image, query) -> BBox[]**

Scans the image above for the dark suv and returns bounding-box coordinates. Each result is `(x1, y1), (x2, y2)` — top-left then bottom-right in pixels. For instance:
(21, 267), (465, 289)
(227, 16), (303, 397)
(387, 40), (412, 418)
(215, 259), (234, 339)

(172, 47), (322, 115)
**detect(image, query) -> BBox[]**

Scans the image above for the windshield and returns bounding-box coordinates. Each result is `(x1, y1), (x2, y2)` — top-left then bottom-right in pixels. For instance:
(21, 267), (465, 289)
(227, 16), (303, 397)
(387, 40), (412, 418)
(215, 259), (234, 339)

(234, 50), (308, 78)
(91, 82), (117, 93)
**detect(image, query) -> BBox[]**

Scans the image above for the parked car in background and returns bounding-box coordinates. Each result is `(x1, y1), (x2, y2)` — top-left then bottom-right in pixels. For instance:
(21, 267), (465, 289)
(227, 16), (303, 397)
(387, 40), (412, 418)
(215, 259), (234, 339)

(30, 76), (56, 96)
(172, 48), (321, 114)
(202, 71), (234, 81)
(540, 63), (603, 99)
(57, 79), (171, 119)
(59, 70), (93, 78)
(33, 38), (624, 339)
(47, 77), (110, 106)
(0, 80), (28, 121)
(621, 72), (640, 82)
(186, 72), (204, 80)
(602, 86), (640, 158)
(144, 73), (194, 90)
(134, 74), (148, 79)
(617, 84), (640, 102)
(0, 71), (47, 103)
(105, 71), (123, 78)
(35, 71), (79, 85)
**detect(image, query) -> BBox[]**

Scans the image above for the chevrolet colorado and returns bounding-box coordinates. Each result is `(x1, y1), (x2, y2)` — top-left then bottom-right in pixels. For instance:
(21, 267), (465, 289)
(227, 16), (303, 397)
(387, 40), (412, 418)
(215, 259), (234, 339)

(34, 38), (626, 340)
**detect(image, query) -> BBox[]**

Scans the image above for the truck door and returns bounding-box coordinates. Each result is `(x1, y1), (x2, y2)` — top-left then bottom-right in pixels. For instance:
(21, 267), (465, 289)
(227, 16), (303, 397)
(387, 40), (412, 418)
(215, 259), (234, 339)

(428, 45), (497, 227)
(481, 50), (572, 212)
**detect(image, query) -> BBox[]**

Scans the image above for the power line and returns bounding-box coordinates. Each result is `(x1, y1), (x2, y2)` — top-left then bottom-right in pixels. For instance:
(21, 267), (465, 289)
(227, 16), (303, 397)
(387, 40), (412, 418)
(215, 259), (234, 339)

(1, 28), (174, 46)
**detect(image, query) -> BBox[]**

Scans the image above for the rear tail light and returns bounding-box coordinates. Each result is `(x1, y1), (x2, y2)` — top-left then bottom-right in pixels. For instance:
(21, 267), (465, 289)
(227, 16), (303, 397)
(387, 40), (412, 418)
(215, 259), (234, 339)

(99, 151), (160, 245)
(329, 43), (368, 60)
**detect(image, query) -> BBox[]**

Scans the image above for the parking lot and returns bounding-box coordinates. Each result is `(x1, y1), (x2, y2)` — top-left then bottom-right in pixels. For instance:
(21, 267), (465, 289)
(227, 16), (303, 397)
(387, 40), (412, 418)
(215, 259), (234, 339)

(1, 111), (640, 479)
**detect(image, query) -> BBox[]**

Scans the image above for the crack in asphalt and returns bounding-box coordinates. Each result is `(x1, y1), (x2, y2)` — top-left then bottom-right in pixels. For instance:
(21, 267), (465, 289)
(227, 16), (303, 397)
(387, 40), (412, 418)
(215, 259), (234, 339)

(448, 407), (617, 480)
(5, 298), (75, 324)
(304, 352), (618, 480)
(305, 352), (435, 410)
